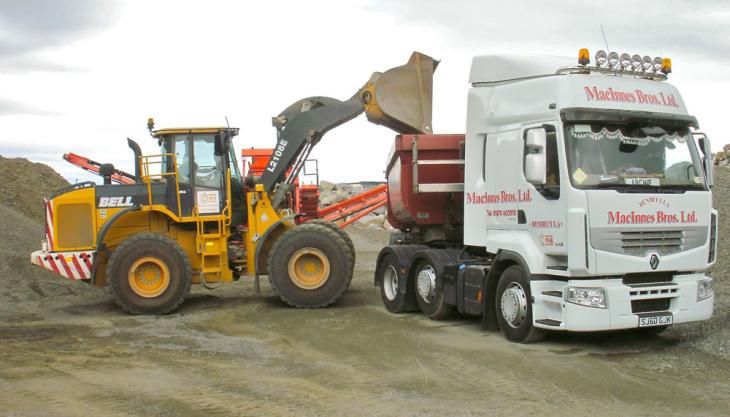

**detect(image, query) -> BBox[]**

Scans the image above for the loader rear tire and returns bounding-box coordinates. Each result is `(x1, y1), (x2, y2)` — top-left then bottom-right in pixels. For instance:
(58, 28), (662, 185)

(306, 219), (356, 275)
(267, 223), (352, 308)
(106, 233), (192, 315)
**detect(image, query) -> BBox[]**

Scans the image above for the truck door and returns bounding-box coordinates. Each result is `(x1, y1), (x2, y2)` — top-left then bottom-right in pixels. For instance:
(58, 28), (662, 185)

(191, 134), (226, 215)
(518, 123), (567, 256)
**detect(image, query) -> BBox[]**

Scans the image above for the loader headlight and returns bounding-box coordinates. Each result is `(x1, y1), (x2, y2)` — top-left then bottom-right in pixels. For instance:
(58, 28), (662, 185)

(566, 287), (606, 309)
(697, 279), (714, 301)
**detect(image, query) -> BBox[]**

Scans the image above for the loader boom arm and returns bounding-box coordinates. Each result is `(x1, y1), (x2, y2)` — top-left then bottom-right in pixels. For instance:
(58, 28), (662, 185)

(259, 52), (438, 209)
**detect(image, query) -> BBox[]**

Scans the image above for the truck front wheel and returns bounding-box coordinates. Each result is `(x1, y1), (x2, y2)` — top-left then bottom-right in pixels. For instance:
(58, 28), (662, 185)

(495, 265), (545, 343)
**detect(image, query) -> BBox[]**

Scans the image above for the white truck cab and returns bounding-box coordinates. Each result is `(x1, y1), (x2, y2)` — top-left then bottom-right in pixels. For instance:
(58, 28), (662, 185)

(376, 50), (716, 342)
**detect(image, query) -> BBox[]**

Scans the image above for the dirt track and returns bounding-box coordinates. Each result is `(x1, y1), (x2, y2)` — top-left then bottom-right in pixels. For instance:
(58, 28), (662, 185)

(1, 225), (729, 417)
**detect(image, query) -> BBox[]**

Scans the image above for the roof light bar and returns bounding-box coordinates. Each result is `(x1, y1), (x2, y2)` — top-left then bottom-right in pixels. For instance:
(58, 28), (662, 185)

(570, 49), (671, 80)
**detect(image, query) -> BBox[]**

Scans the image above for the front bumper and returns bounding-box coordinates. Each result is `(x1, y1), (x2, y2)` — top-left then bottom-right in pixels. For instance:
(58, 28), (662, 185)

(531, 273), (714, 331)
(31, 249), (95, 281)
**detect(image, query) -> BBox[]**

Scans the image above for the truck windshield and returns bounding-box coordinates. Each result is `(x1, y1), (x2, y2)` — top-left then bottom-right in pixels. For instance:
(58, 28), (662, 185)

(564, 123), (705, 191)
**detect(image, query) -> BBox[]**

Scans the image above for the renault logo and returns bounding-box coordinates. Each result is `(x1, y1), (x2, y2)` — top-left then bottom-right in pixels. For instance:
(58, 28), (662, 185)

(649, 254), (660, 270)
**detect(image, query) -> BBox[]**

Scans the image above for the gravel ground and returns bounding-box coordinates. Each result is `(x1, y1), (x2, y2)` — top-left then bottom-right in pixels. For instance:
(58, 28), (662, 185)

(0, 165), (728, 416)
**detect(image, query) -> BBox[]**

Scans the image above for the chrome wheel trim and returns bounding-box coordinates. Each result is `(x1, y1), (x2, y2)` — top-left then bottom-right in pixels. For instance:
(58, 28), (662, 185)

(383, 265), (399, 301)
(500, 282), (528, 328)
(416, 265), (437, 303)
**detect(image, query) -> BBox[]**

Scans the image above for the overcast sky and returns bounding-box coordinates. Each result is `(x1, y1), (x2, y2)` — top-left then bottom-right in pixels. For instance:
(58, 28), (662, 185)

(1, 0), (728, 184)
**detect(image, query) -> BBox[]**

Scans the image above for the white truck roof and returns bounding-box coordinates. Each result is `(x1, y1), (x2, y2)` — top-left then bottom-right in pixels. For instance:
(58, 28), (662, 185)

(469, 55), (576, 84)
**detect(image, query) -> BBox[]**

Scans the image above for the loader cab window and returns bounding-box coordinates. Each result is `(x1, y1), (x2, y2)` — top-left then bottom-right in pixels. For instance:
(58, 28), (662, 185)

(172, 135), (191, 185)
(192, 135), (224, 190)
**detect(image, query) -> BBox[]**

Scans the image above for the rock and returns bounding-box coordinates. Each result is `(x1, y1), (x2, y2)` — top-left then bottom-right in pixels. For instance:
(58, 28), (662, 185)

(319, 190), (350, 206)
(319, 180), (336, 192)
(357, 214), (386, 228)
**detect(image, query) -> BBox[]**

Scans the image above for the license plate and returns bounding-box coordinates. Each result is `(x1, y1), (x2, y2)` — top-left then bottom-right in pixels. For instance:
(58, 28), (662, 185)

(638, 313), (673, 327)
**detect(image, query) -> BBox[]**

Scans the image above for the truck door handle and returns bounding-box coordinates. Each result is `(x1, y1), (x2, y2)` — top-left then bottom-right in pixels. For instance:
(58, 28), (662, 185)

(518, 210), (526, 224)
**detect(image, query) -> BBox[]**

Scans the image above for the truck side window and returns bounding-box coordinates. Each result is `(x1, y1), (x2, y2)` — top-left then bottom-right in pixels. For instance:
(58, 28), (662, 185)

(524, 125), (560, 199)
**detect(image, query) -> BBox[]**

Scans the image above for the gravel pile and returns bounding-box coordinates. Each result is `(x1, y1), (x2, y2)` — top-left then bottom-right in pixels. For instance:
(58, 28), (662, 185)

(674, 166), (730, 359)
(0, 203), (103, 318)
(0, 156), (103, 318)
(0, 155), (69, 223)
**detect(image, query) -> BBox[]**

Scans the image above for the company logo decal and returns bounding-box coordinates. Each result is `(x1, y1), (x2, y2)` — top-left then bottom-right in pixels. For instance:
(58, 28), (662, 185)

(584, 86), (679, 108)
(607, 210), (697, 224)
(607, 198), (698, 224)
(98, 196), (133, 208)
(650, 254), (660, 270)
(466, 189), (532, 205)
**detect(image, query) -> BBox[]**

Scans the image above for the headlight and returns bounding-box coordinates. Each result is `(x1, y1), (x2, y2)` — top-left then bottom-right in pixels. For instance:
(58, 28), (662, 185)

(566, 287), (606, 309)
(608, 52), (619, 68)
(697, 279), (714, 301)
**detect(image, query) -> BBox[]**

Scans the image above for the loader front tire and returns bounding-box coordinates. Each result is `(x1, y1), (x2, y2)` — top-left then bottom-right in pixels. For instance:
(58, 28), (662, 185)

(267, 224), (352, 308)
(305, 219), (356, 276)
(107, 233), (192, 315)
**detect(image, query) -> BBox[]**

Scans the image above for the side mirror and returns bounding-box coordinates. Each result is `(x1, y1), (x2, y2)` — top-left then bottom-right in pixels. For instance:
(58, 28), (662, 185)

(697, 134), (714, 188)
(525, 128), (547, 185)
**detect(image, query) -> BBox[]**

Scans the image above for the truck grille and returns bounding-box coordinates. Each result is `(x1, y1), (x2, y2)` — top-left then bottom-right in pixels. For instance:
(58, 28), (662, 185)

(631, 298), (671, 313)
(620, 230), (683, 256)
(591, 226), (707, 257)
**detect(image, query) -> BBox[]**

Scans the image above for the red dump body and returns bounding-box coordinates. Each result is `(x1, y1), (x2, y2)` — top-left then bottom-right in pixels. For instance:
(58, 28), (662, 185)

(385, 134), (465, 230)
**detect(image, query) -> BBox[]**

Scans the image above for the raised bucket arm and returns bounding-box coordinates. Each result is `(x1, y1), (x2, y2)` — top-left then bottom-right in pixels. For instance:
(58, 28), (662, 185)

(259, 52), (438, 209)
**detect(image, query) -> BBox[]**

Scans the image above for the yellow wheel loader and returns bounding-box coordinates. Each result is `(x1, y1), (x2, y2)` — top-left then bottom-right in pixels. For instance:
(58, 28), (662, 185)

(30, 52), (438, 314)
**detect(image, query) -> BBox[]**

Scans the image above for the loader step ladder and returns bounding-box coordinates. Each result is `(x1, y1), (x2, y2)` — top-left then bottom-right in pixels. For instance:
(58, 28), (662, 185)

(194, 206), (229, 286)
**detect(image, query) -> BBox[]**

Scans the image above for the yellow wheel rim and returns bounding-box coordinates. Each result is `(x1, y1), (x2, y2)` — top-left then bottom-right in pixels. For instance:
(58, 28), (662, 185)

(128, 256), (170, 298)
(288, 248), (330, 290)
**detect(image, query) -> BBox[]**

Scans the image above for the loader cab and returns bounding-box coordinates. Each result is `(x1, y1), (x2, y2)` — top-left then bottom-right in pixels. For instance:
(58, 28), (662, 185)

(152, 127), (246, 226)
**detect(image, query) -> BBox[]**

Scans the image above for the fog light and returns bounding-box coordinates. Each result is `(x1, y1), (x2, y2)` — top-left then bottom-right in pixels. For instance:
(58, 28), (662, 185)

(697, 279), (714, 301)
(608, 52), (619, 68)
(566, 287), (606, 309)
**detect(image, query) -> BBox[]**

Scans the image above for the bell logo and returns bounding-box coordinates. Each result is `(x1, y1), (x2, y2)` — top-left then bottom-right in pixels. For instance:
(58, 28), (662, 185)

(98, 196), (133, 208)
(649, 254), (660, 270)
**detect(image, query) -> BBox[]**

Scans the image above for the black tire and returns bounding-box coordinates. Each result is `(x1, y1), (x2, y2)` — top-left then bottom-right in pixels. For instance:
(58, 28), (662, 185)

(106, 233), (192, 315)
(377, 254), (416, 313)
(495, 265), (545, 343)
(412, 258), (453, 320)
(306, 219), (356, 275)
(267, 223), (351, 308)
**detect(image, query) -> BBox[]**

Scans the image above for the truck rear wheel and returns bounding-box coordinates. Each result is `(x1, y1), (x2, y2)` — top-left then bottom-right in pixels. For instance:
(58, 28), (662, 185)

(377, 254), (416, 313)
(306, 219), (355, 276)
(413, 259), (453, 319)
(267, 223), (352, 308)
(495, 265), (545, 343)
(106, 233), (192, 315)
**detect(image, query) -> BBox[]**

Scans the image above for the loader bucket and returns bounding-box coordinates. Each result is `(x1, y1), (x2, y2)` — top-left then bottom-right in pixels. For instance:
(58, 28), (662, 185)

(362, 52), (439, 134)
